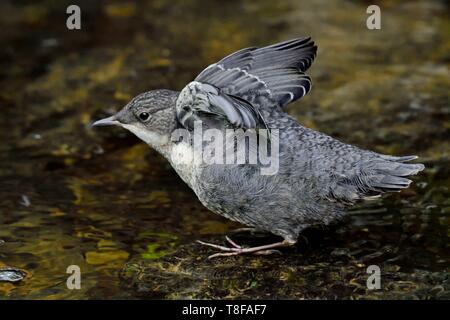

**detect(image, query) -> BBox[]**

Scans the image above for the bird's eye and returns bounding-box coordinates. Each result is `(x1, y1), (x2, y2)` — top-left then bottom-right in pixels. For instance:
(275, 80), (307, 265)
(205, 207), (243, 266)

(139, 112), (150, 121)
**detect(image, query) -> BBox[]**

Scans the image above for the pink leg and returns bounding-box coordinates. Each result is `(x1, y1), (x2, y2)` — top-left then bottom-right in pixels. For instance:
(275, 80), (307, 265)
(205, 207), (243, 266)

(196, 237), (296, 259)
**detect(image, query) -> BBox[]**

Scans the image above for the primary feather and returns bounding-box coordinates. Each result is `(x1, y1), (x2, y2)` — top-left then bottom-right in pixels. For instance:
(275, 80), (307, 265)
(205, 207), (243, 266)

(196, 37), (317, 108)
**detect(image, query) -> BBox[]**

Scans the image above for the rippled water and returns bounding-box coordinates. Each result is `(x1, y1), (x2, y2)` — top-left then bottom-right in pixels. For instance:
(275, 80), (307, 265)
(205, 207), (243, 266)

(0, 0), (449, 299)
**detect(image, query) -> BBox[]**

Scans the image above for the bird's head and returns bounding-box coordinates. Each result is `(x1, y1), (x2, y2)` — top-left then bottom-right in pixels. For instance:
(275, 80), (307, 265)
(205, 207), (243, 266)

(92, 89), (178, 151)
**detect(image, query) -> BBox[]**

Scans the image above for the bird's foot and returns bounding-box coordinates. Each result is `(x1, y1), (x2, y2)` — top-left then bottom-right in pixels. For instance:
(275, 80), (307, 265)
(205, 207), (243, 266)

(196, 236), (293, 259)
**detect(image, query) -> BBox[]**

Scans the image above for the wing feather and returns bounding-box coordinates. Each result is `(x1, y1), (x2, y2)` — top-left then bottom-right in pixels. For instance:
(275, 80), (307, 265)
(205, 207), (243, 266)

(195, 37), (317, 108)
(176, 37), (317, 130)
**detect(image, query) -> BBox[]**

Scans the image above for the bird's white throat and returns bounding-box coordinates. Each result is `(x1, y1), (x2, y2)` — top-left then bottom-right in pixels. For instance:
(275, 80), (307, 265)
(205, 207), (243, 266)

(121, 124), (170, 155)
(121, 123), (195, 186)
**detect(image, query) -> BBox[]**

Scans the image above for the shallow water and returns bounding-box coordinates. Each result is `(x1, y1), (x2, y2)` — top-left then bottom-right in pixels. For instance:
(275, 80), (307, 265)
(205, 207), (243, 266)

(0, 0), (449, 299)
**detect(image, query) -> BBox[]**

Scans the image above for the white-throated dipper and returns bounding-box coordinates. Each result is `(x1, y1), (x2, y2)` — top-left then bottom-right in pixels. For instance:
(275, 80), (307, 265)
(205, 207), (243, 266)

(93, 37), (424, 258)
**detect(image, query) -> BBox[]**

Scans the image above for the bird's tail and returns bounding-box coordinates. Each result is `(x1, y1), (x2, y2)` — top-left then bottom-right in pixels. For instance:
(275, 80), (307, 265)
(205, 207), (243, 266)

(329, 154), (425, 204)
(366, 155), (425, 193)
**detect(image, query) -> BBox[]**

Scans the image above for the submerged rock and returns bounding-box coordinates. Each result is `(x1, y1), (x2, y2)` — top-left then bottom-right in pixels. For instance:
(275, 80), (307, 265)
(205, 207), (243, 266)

(0, 267), (27, 283)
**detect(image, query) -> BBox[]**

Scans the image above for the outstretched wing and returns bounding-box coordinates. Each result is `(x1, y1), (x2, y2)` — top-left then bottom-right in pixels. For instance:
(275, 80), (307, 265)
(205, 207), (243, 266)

(176, 82), (267, 130)
(176, 37), (317, 130)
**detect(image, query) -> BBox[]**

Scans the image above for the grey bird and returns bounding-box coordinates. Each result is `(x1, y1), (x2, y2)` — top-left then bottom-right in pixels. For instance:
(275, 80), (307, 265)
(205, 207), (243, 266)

(93, 37), (425, 258)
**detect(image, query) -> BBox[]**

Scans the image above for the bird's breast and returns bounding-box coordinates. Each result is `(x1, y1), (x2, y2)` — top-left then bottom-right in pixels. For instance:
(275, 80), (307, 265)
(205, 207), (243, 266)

(168, 142), (196, 187)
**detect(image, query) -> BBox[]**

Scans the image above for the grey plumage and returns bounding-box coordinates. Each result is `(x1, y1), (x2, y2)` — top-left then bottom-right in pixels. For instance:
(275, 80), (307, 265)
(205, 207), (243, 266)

(93, 37), (424, 248)
(189, 110), (424, 242)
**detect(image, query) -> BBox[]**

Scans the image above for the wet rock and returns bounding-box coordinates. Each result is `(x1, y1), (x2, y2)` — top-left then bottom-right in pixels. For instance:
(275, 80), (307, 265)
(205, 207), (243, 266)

(0, 267), (27, 283)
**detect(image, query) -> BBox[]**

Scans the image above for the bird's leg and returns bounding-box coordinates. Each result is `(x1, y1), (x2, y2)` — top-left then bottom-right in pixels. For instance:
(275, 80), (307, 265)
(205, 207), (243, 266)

(225, 236), (241, 249)
(196, 237), (296, 259)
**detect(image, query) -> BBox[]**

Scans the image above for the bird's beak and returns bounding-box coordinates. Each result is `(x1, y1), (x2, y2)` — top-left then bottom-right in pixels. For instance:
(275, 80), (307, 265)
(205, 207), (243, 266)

(91, 115), (120, 127)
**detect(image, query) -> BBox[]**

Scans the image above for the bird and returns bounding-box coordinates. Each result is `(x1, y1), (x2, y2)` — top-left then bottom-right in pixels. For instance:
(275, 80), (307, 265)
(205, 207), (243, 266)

(93, 37), (425, 258)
